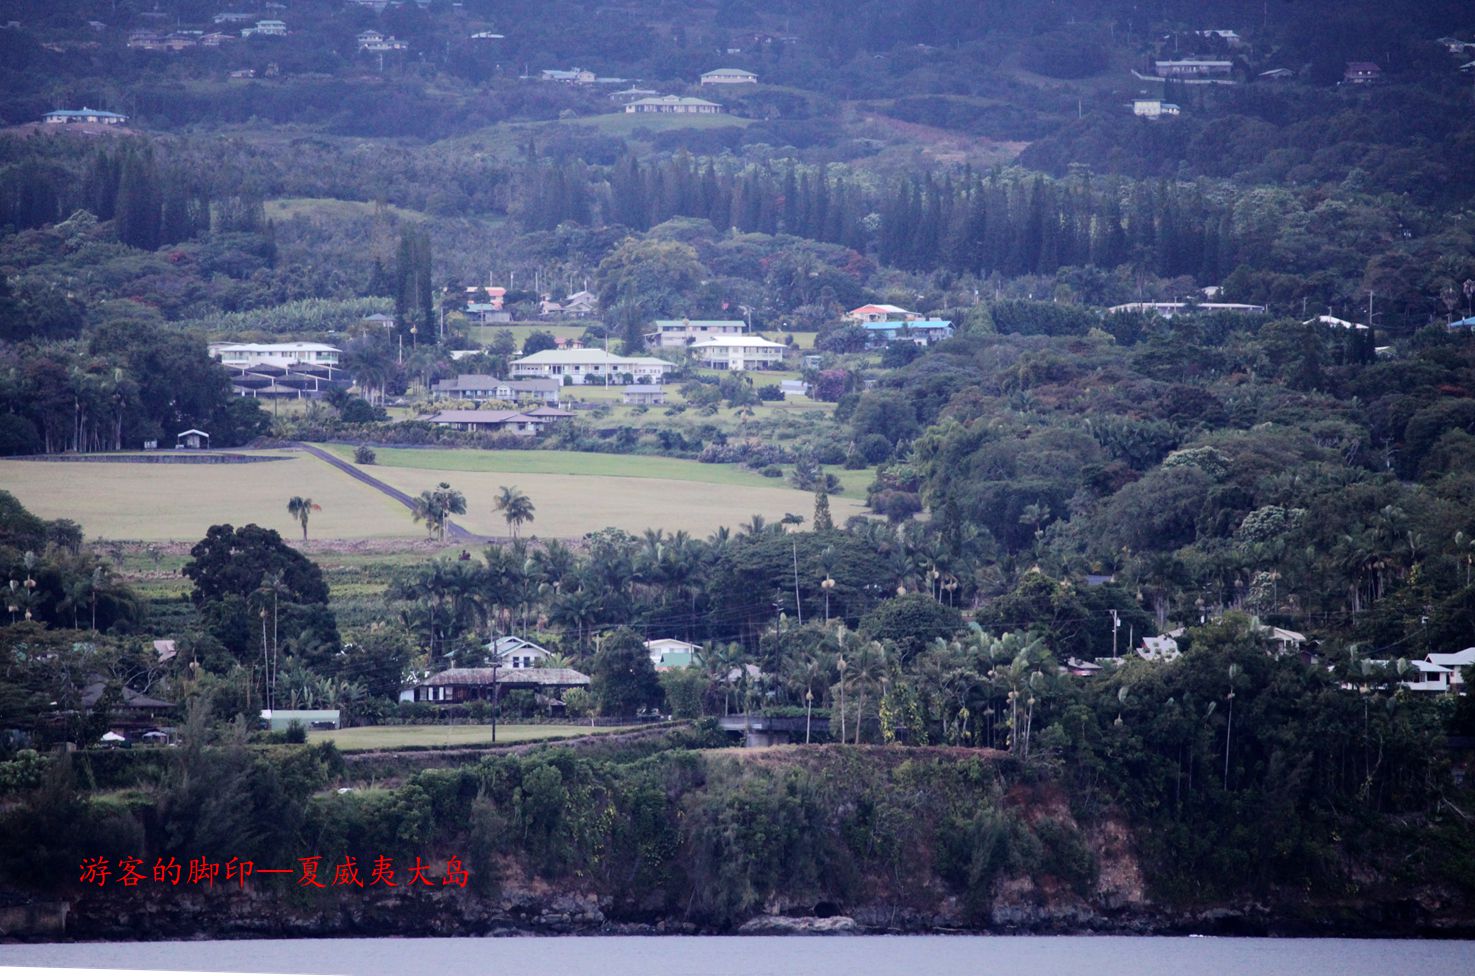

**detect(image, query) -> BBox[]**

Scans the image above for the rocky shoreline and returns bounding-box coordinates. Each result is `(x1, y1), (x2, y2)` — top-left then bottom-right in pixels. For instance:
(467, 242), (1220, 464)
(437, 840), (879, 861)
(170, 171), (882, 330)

(5, 884), (1470, 942)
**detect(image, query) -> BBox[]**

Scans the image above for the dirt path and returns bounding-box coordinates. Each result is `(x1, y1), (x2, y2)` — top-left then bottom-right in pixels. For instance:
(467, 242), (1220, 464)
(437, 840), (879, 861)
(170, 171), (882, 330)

(294, 442), (485, 542)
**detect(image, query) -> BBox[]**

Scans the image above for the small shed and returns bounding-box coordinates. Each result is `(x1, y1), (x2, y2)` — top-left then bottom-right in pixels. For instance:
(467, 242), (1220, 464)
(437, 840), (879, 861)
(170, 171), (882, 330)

(175, 429), (210, 450)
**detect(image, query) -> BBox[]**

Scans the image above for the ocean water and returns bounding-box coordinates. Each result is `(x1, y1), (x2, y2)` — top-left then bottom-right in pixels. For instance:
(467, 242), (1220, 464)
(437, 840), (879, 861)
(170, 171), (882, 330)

(2, 935), (1472, 976)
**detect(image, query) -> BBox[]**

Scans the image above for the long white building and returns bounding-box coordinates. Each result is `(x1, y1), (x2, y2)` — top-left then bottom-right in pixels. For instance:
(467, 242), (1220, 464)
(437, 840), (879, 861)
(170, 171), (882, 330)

(509, 349), (672, 383)
(208, 342), (342, 368)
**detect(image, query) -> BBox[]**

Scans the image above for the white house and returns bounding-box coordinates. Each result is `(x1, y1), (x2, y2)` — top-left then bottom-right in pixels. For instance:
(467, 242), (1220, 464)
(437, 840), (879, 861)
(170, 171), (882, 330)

(645, 638), (700, 670)
(625, 95), (723, 114)
(244, 19), (286, 36)
(541, 67), (596, 84)
(1305, 314), (1369, 332)
(1427, 647), (1475, 691)
(431, 375), (562, 405)
(689, 335), (787, 371)
(209, 342), (341, 368)
(844, 303), (918, 324)
(1400, 659), (1456, 693)
(425, 408), (571, 436)
(489, 636), (553, 669)
(862, 319), (953, 346)
(646, 318), (746, 348)
(622, 384), (667, 406)
(1154, 59), (1234, 80)
(43, 107), (128, 125)
(700, 67), (757, 84)
(539, 290), (597, 319)
(510, 349), (672, 383)
(1137, 635), (1181, 663)
(1132, 99), (1181, 118)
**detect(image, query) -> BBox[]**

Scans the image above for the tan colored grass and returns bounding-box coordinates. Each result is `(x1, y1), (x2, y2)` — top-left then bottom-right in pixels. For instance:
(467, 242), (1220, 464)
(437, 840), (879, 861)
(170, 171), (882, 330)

(364, 464), (866, 539)
(0, 451), (418, 542)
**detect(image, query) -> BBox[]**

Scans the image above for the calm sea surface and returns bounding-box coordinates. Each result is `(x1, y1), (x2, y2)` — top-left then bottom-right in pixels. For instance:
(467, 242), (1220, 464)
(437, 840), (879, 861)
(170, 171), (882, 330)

(2, 936), (1472, 976)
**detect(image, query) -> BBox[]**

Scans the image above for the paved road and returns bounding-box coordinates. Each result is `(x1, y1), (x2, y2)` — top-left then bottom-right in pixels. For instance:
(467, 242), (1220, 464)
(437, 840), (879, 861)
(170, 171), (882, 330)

(294, 442), (484, 542)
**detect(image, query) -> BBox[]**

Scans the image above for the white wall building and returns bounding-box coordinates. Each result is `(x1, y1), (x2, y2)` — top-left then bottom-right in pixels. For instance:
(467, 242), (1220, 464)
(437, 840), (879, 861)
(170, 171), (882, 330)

(700, 67), (758, 84)
(646, 319), (746, 348)
(209, 342), (341, 368)
(510, 348), (672, 383)
(690, 335), (787, 371)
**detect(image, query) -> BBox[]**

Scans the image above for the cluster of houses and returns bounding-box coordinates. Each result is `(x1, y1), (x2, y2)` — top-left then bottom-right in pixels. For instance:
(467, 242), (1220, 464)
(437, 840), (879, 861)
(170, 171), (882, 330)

(843, 304), (955, 347)
(459, 287), (598, 323)
(127, 28), (239, 51)
(398, 635), (702, 710)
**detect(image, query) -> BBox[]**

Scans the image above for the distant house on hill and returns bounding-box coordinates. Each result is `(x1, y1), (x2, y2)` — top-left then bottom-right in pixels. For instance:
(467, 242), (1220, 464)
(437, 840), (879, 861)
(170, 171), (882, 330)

(408, 666), (590, 704)
(646, 318), (745, 348)
(489, 635), (554, 668)
(431, 375), (562, 405)
(243, 19), (286, 37)
(1343, 61), (1381, 84)
(1196, 29), (1243, 47)
(209, 342), (341, 369)
(511, 349), (673, 383)
(625, 95), (723, 114)
(609, 87), (658, 105)
(689, 335), (787, 371)
(43, 107), (127, 125)
(541, 67), (596, 84)
(424, 408), (570, 436)
(700, 67), (757, 85)
(863, 319), (953, 347)
(622, 384), (667, 406)
(1132, 98), (1180, 118)
(645, 638), (700, 670)
(540, 290), (597, 319)
(844, 303), (919, 324)
(1154, 59), (1233, 80)
(1305, 314), (1369, 332)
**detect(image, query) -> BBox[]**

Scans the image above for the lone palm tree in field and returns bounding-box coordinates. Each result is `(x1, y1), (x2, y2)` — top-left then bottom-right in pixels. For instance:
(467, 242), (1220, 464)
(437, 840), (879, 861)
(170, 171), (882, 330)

(287, 496), (321, 541)
(494, 485), (535, 539)
(413, 482), (466, 541)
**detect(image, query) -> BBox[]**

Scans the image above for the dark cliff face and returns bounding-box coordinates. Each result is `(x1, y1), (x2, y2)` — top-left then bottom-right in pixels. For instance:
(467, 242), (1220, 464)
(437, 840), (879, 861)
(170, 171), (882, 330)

(43, 746), (1475, 942)
(8, 730), (1474, 943)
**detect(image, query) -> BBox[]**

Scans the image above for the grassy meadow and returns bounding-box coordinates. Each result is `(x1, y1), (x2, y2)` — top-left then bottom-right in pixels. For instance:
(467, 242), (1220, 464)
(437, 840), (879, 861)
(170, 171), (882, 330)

(0, 451), (418, 542)
(338, 450), (866, 538)
(2, 445), (867, 543)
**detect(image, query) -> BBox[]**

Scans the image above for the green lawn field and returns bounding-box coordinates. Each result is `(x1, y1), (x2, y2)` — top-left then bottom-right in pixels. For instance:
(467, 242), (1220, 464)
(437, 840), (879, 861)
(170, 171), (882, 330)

(327, 445), (790, 487)
(465, 323), (589, 345)
(308, 722), (638, 751)
(0, 451), (418, 542)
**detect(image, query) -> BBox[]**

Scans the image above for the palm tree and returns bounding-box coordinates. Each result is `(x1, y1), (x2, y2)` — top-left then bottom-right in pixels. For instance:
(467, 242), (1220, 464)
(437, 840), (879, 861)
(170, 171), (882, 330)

(287, 496), (320, 541)
(412, 482), (466, 541)
(494, 486), (536, 539)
